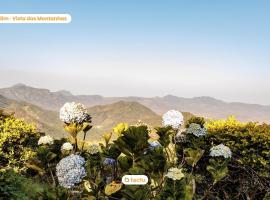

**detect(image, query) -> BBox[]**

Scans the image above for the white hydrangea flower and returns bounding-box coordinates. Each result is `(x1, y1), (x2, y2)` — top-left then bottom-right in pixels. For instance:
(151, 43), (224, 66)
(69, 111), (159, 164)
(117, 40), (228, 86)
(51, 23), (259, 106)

(38, 135), (54, 145)
(186, 123), (207, 137)
(210, 144), (232, 159)
(61, 142), (73, 151)
(56, 154), (86, 188)
(165, 167), (184, 181)
(59, 102), (88, 124)
(88, 144), (99, 155)
(162, 110), (184, 129)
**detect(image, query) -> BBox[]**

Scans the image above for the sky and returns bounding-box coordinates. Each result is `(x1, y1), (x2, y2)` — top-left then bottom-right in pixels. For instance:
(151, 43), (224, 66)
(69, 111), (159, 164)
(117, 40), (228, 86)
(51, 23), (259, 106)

(0, 0), (269, 105)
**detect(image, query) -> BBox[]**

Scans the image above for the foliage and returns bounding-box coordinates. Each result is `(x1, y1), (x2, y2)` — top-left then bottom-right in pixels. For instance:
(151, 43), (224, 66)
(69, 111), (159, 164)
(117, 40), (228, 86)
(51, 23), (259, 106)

(204, 116), (270, 199)
(0, 113), (40, 171)
(206, 116), (270, 174)
(0, 106), (270, 200)
(0, 169), (69, 200)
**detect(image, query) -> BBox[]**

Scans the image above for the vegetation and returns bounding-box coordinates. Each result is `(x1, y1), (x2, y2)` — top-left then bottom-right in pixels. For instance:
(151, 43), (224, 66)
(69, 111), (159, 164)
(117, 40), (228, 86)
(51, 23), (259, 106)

(0, 111), (40, 171)
(0, 105), (269, 200)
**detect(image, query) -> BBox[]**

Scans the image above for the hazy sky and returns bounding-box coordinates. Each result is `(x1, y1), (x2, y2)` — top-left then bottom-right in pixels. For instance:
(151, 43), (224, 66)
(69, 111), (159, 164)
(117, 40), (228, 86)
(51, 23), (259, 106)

(0, 0), (270, 105)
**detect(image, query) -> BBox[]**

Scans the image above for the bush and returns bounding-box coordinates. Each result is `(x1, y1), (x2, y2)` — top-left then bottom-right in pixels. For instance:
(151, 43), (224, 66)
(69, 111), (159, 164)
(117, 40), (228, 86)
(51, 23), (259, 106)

(1, 105), (270, 200)
(206, 116), (270, 174)
(0, 170), (42, 200)
(204, 116), (270, 199)
(0, 113), (40, 171)
(0, 170), (68, 200)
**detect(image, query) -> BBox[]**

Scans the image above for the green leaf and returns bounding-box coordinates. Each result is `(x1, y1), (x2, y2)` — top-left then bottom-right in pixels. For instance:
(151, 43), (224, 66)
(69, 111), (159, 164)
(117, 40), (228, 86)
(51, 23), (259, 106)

(184, 148), (204, 167)
(113, 123), (129, 137)
(46, 152), (57, 162)
(118, 156), (133, 171)
(129, 166), (145, 175)
(183, 177), (195, 200)
(104, 181), (122, 196)
(114, 126), (149, 157)
(207, 159), (229, 184)
(82, 122), (92, 132)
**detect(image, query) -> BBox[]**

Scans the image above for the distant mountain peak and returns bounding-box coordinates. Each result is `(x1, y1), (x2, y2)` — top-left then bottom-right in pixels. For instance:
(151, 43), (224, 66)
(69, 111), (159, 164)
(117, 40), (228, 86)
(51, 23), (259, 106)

(55, 90), (73, 96)
(12, 83), (28, 88)
(11, 83), (49, 92)
(164, 94), (178, 98)
(191, 96), (224, 103)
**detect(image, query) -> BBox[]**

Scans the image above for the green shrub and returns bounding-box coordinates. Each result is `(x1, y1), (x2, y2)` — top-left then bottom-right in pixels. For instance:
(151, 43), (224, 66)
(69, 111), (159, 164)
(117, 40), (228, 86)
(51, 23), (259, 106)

(203, 116), (270, 199)
(1, 105), (270, 200)
(0, 113), (40, 171)
(0, 170), (43, 200)
(206, 116), (270, 174)
(0, 170), (68, 200)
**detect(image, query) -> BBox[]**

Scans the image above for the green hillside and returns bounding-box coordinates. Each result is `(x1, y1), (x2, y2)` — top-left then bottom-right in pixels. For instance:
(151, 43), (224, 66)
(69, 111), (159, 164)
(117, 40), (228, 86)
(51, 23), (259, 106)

(0, 94), (65, 138)
(1, 95), (193, 141)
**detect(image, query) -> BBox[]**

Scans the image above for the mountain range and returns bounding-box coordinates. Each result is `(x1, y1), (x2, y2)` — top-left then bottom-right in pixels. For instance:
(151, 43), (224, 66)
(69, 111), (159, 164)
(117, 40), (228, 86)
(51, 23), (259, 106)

(0, 84), (269, 123)
(0, 85), (194, 140)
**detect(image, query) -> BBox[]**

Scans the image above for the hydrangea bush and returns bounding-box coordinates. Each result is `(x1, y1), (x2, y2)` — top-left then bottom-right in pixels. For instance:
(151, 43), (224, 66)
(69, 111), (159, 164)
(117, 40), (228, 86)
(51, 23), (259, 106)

(1, 106), (269, 199)
(56, 154), (86, 188)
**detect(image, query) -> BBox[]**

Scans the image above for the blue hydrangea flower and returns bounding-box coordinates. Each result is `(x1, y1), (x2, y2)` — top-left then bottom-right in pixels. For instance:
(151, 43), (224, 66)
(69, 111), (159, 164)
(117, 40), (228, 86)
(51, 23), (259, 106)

(56, 154), (86, 188)
(103, 158), (116, 166)
(148, 141), (162, 150)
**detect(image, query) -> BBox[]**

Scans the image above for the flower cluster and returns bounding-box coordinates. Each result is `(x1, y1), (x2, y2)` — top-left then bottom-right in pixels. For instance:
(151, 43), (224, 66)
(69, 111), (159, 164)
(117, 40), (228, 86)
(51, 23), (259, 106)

(56, 154), (86, 188)
(162, 110), (184, 129)
(165, 167), (184, 181)
(59, 102), (89, 124)
(175, 131), (186, 143)
(103, 158), (116, 166)
(148, 141), (162, 150)
(38, 135), (54, 145)
(88, 144), (99, 155)
(61, 142), (73, 151)
(210, 144), (232, 159)
(186, 123), (207, 137)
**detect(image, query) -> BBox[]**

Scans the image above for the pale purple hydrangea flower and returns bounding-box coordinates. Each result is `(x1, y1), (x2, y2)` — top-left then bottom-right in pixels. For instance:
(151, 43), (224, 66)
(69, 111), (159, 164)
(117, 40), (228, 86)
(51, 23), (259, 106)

(162, 110), (184, 129)
(56, 154), (86, 188)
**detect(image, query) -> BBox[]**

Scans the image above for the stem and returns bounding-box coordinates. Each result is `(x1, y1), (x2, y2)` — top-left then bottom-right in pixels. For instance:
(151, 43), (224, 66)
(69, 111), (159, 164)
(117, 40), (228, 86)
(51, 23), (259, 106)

(49, 168), (56, 187)
(173, 180), (176, 200)
(201, 184), (213, 200)
(81, 131), (87, 152)
(75, 137), (78, 152)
